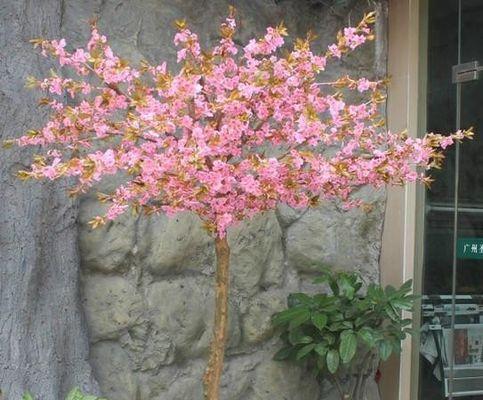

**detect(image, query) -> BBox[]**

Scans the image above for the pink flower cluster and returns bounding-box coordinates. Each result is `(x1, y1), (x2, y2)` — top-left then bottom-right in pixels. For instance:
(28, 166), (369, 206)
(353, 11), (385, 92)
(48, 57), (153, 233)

(16, 12), (471, 237)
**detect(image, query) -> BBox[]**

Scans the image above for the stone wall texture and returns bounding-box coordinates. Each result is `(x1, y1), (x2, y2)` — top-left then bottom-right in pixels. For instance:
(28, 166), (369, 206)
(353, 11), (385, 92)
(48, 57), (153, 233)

(60, 0), (387, 399)
(0, 2), (99, 398)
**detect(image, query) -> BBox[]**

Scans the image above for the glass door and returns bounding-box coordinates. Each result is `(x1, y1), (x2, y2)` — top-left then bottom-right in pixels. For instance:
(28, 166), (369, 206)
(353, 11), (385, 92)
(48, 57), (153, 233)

(420, 1), (483, 399)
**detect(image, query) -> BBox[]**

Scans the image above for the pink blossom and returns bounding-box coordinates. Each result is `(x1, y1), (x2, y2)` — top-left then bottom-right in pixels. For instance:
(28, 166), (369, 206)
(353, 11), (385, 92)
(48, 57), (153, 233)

(439, 136), (454, 149)
(48, 77), (63, 95)
(343, 27), (366, 50)
(328, 44), (342, 58)
(240, 175), (262, 195)
(106, 203), (128, 220)
(357, 78), (371, 92)
(13, 12), (468, 237)
(216, 214), (233, 238)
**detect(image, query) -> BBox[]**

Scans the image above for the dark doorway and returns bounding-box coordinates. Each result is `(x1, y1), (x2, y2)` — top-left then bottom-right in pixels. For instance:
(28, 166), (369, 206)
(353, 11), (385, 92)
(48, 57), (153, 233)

(420, 0), (483, 398)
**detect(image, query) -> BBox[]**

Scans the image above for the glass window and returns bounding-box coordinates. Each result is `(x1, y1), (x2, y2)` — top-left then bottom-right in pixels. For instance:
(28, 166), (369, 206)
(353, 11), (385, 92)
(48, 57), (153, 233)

(420, 1), (483, 399)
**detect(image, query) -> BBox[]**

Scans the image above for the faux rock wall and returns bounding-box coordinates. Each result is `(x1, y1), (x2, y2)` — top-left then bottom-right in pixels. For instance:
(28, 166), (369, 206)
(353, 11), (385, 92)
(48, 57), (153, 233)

(66, 1), (388, 399)
(0, 2), (99, 398)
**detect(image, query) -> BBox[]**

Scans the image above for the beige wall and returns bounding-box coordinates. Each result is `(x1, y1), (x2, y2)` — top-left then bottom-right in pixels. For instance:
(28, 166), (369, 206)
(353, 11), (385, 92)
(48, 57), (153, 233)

(380, 0), (427, 399)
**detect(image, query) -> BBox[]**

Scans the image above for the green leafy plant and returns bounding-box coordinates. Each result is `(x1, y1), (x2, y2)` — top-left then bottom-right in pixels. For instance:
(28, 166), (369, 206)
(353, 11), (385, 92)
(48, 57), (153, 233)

(272, 269), (415, 400)
(22, 388), (107, 400)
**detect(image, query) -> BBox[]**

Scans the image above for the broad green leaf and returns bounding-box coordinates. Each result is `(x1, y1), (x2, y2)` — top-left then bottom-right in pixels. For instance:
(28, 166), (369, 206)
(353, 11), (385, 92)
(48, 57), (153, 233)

(317, 355), (326, 370)
(384, 304), (400, 321)
(313, 294), (331, 304)
(318, 304), (338, 313)
(399, 279), (413, 293)
(312, 267), (332, 284)
(367, 284), (383, 301)
(372, 330), (384, 342)
(312, 313), (328, 331)
(273, 346), (294, 361)
(313, 276), (329, 284)
(295, 335), (314, 345)
(66, 388), (83, 400)
(337, 276), (355, 299)
(289, 328), (313, 345)
(391, 298), (413, 310)
(378, 340), (393, 361)
(288, 293), (312, 307)
(358, 327), (375, 347)
(296, 343), (316, 360)
(326, 349), (340, 374)
(385, 285), (397, 296)
(22, 393), (34, 400)
(64, 388), (105, 400)
(327, 276), (339, 296)
(392, 339), (402, 354)
(340, 329), (353, 339)
(272, 306), (308, 326)
(341, 321), (353, 330)
(339, 331), (357, 363)
(327, 323), (339, 332)
(329, 313), (344, 322)
(327, 322), (345, 332)
(324, 332), (336, 345)
(354, 315), (371, 328)
(315, 343), (328, 356)
(288, 308), (311, 330)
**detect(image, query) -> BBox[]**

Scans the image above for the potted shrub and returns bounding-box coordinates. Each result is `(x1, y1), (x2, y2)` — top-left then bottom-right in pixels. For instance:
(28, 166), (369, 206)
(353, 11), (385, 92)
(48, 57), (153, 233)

(272, 268), (415, 400)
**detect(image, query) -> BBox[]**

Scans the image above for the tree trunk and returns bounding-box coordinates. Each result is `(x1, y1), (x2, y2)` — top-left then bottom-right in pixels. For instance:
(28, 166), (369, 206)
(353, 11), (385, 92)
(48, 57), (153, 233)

(0, 1), (99, 398)
(203, 236), (231, 400)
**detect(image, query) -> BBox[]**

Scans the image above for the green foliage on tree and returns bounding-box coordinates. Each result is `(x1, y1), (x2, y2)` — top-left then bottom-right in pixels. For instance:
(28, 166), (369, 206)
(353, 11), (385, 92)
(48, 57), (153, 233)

(272, 268), (416, 400)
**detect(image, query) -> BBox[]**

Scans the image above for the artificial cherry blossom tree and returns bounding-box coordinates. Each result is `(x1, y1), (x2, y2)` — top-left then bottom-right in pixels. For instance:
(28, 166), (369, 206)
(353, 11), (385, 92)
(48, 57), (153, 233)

(9, 9), (471, 400)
